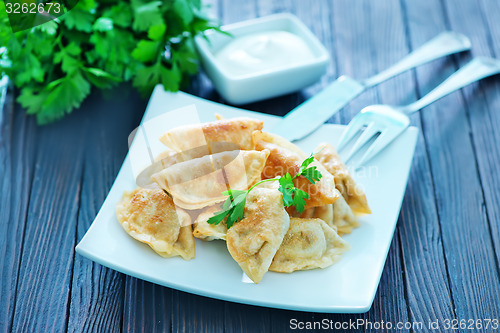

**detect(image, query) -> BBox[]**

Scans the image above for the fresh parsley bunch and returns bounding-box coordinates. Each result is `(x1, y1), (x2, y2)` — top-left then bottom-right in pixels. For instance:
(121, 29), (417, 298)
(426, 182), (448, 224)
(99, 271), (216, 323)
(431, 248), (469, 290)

(0, 0), (219, 124)
(208, 152), (323, 228)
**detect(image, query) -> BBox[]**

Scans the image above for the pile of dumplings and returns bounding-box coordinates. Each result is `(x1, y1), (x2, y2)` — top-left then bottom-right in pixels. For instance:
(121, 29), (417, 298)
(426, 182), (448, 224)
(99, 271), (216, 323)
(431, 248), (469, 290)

(116, 116), (371, 284)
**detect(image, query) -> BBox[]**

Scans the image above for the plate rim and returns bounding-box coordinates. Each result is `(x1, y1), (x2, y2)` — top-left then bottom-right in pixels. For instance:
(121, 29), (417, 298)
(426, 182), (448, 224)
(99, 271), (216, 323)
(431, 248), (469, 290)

(76, 89), (419, 313)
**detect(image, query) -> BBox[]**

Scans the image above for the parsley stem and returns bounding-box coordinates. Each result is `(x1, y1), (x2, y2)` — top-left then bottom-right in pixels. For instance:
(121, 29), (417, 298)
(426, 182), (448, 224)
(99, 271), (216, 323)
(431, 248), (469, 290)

(247, 177), (280, 194)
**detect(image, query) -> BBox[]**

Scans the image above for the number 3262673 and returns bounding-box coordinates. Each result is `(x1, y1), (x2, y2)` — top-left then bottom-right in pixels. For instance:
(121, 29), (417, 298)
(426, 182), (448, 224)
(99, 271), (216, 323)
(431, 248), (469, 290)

(5, 2), (61, 14)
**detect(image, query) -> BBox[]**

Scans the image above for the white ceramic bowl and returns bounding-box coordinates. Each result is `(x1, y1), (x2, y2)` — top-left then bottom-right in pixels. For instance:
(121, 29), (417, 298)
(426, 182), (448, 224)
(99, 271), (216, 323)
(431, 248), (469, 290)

(194, 13), (330, 104)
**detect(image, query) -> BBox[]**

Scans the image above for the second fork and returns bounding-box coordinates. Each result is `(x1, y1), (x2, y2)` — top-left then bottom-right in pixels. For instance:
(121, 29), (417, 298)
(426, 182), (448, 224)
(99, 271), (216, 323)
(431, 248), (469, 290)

(337, 57), (500, 165)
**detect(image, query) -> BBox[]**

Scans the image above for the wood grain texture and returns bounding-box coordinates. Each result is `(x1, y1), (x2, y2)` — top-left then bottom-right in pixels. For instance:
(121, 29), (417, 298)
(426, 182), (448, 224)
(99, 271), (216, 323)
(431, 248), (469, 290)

(447, 0), (500, 279)
(67, 87), (146, 333)
(395, 0), (458, 325)
(0, 90), (37, 333)
(2, 0), (500, 331)
(404, 0), (500, 326)
(475, 0), (500, 277)
(9, 100), (86, 332)
(123, 278), (172, 333)
(171, 290), (226, 333)
(330, 0), (412, 328)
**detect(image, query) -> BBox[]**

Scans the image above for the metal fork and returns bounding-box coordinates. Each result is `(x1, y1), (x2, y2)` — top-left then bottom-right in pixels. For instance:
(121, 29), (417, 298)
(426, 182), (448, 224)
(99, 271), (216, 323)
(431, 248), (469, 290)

(337, 57), (500, 165)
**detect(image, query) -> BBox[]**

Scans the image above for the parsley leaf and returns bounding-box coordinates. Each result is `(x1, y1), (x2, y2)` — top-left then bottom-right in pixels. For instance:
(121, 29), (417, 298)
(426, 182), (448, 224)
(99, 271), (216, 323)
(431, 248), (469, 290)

(173, 0), (194, 26)
(207, 189), (247, 228)
(17, 87), (49, 115)
(93, 18), (114, 32)
(301, 166), (322, 184)
(208, 152), (323, 228)
(83, 67), (121, 89)
(148, 24), (167, 41)
(1, 0), (219, 124)
(16, 53), (45, 86)
(54, 43), (83, 74)
(207, 210), (230, 226)
(292, 188), (310, 214)
(102, 3), (133, 28)
(132, 40), (160, 63)
(131, 0), (163, 32)
(64, 8), (94, 32)
(278, 173), (295, 207)
(300, 154), (315, 170)
(41, 72), (91, 123)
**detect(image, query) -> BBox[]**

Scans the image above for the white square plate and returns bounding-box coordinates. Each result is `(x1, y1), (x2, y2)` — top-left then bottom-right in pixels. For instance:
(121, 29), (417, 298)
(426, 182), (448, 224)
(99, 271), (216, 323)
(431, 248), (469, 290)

(76, 87), (418, 313)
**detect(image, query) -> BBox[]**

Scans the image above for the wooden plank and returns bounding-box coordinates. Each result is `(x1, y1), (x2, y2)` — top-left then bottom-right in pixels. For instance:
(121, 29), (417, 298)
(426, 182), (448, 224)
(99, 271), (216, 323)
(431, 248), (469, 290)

(9, 102), (87, 332)
(0, 89), (37, 333)
(364, 235), (410, 333)
(328, 0), (411, 329)
(395, 0), (459, 325)
(289, 0), (340, 122)
(185, 0), (225, 104)
(329, 0), (380, 125)
(267, 237), (404, 333)
(403, 0), (500, 326)
(476, 0), (500, 276)
(446, 0), (500, 279)
(397, 125), (456, 323)
(123, 279), (172, 333)
(224, 302), (270, 333)
(67, 87), (146, 333)
(171, 291), (226, 333)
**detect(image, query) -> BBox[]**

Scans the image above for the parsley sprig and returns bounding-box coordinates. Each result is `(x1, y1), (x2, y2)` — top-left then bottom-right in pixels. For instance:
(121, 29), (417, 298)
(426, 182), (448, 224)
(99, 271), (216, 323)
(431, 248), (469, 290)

(207, 152), (323, 228)
(0, 0), (221, 124)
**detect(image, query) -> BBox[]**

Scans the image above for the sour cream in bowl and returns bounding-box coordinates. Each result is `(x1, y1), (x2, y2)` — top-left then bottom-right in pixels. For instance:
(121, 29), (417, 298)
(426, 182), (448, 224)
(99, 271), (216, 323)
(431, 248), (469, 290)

(195, 14), (330, 105)
(215, 31), (317, 78)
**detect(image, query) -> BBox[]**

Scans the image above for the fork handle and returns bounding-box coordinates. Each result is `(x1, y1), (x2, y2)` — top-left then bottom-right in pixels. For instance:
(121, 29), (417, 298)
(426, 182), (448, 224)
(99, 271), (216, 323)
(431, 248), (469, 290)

(362, 32), (471, 87)
(401, 57), (500, 115)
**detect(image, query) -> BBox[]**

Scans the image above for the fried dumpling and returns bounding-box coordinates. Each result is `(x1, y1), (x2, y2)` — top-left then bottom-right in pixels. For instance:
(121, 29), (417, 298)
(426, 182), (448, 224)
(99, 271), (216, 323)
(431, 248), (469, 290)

(330, 195), (359, 235)
(269, 218), (349, 273)
(315, 143), (371, 214)
(159, 117), (264, 152)
(136, 142), (242, 188)
(152, 149), (270, 210)
(252, 130), (308, 159)
(286, 205), (316, 218)
(309, 195), (358, 236)
(253, 131), (339, 208)
(193, 205), (227, 241)
(226, 187), (290, 283)
(116, 188), (195, 260)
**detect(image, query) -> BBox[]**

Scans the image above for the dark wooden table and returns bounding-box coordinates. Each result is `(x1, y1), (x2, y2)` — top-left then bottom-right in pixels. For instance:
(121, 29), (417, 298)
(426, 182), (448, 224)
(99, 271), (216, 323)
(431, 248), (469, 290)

(2, 0), (500, 332)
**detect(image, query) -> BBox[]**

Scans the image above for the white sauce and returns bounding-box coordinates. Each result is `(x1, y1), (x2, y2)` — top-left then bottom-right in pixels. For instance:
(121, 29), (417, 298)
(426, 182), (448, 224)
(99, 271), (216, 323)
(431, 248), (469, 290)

(215, 31), (315, 77)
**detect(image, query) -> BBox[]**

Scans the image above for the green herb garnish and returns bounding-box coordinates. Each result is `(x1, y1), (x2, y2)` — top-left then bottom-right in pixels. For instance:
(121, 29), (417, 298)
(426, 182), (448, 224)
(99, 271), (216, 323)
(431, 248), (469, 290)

(207, 152), (323, 228)
(0, 0), (221, 124)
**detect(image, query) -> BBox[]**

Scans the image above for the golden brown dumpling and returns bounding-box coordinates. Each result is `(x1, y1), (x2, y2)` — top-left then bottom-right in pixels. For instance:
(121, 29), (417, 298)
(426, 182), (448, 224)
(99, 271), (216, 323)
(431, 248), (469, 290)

(311, 195), (359, 236)
(116, 188), (195, 260)
(253, 130), (308, 159)
(136, 142), (242, 188)
(226, 187), (290, 284)
(286, 205), (316, 218)
(269, 218), (349, 273)
(330, 195), (359, 235)
(253, 131), (339, 208)
(151, 149), (269, 210)
(315, 143), (371, 214)
(193, 205), (227, 241)
(159, 117), (264, 152)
